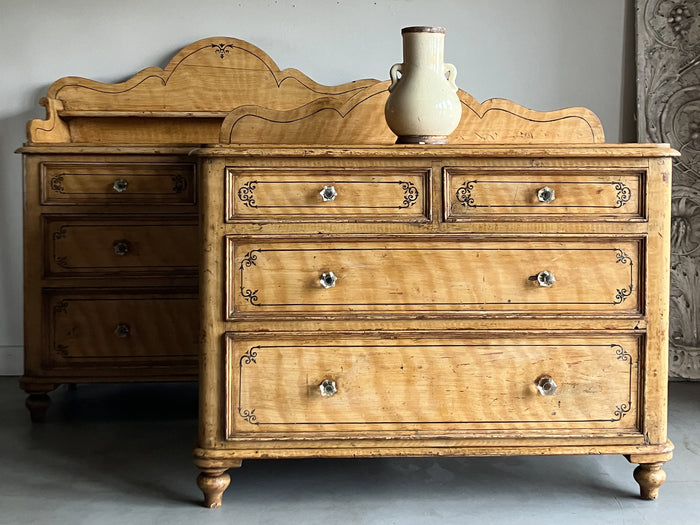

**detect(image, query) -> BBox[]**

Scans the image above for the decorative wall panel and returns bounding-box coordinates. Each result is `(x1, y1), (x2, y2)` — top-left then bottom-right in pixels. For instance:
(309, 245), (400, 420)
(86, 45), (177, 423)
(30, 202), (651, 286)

(637, 0), (700, 378)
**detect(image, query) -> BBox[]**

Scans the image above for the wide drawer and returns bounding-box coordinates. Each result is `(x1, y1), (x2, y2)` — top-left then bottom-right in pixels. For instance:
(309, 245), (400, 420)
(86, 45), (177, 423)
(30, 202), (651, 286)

(445, 169), (644, 221)
(227, 168), (430, 221)
(41, 162), (196, 205)
(228, 238), (640, 316)
(45, 216), (198, 276)
(226, 333), (641, 436)
(47, 291), (198, 366)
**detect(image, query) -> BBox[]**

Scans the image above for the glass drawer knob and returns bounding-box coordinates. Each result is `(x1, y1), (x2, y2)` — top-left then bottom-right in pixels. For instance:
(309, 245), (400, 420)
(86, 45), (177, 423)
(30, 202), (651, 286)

(113, 179), (128, 193)
(537, 186), (555, 203)
(320, 272), (337, 289)
(320, 379), (337, 397)
(113, 240), (131, 256)
(114, 323), (130, 338)
(320, 185), (337, 202)
(537, 376), (557, 396)
(536, 270), (556, 287)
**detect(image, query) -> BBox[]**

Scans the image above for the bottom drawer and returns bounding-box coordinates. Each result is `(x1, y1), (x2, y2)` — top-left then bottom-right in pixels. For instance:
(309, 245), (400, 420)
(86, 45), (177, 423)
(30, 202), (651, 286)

(227, 333), (641, 437)
(47, 291), (198, 367)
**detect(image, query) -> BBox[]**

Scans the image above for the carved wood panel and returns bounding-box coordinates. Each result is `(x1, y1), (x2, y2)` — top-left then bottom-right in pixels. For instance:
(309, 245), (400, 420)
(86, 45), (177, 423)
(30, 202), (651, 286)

(637, 0), (700, 378)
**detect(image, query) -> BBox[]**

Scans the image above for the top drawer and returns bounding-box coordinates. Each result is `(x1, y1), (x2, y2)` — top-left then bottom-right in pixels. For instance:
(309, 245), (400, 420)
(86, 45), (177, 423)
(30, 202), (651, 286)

(445, 169), (644, 221)
(41, 162), (196, 205)
(226, 168), (430, 222)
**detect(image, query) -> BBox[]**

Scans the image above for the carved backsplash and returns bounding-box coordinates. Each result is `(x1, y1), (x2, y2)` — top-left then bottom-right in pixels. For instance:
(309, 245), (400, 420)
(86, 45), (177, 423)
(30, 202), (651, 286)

(637, 0), (700, 378)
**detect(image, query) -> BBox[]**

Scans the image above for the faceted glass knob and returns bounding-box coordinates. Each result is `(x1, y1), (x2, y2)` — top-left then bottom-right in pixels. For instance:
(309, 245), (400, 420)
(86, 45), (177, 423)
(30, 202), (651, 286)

(537, 186), (555, 203)
(537, 376), (557, 396)
(113, 179), (128, 193)
(320, 185), (338, 202)
(536, 270), (556, 287)
(114, 323), (130, 338)
(320, 272), (337, 289)
(320, 379), (337, 397)
(113, 240), (131, 256)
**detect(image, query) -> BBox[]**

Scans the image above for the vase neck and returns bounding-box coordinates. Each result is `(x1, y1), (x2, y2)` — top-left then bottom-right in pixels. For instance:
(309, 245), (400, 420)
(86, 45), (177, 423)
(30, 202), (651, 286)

(402, 32), (445, 69)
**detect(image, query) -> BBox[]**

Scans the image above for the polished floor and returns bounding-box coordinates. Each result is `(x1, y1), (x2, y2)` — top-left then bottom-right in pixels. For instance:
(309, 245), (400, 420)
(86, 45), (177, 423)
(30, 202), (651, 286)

(0, 378), (698, 524)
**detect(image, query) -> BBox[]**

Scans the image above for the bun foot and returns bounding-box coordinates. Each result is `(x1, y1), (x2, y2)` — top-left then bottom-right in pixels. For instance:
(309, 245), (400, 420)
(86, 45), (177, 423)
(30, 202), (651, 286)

(25, 393), (51, 423)
(197, 469), (230, 508)
(633, 462), (666, 500)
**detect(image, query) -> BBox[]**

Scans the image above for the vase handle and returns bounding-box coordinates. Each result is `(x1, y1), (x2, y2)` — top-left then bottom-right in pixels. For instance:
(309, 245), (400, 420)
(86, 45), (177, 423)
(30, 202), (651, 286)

(388, 63), (403, 92)
(444, 63), (458, 91)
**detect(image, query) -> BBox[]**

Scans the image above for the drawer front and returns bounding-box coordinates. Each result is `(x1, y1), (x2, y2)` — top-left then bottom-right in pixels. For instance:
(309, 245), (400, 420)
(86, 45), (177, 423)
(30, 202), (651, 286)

(47, 292), (198, 365)
(229, 238), (640, 316)
(41, 162), (196, 205)
(227, 168), (430, 221)
(445, 169), (643, 220)
(46, 217), (198, 276)
(227, 334), (641, 436)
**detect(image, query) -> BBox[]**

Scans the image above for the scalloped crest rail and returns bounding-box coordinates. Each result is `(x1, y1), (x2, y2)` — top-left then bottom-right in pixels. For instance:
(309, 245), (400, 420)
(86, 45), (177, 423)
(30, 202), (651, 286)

(27, 36), (604, 145)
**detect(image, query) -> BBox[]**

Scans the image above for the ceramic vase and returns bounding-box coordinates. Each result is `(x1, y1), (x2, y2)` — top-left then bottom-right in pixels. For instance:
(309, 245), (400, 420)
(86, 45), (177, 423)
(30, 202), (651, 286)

(384, 26), (462, 144)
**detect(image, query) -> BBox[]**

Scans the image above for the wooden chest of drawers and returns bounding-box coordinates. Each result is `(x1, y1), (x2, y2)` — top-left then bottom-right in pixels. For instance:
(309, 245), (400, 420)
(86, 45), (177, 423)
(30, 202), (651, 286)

(193, 145), (675, 506)
(19, 37), (675, 506)
(20, 153), (200, 418)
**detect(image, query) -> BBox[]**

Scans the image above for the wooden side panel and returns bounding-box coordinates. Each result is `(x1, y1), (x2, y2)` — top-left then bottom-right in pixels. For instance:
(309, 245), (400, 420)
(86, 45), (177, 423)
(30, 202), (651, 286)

(228, 238), (641, 315)
(226, 334), (641, 436)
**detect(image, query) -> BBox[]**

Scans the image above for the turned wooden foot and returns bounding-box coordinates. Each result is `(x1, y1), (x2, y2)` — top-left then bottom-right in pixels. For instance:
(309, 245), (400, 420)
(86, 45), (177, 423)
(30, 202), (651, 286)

(197, 469), (231, 508)
(633, 462), (667, 500)
(25, 393), (51, 423)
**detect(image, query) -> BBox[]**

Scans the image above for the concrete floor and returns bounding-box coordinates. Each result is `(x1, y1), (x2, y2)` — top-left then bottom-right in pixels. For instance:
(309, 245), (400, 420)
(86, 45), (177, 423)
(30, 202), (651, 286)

(0, 378), (698, 524)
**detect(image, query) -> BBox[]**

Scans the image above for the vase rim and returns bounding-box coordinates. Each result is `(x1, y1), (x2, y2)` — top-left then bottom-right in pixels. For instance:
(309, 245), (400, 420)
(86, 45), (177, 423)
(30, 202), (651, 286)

(401, 26), (446, 34)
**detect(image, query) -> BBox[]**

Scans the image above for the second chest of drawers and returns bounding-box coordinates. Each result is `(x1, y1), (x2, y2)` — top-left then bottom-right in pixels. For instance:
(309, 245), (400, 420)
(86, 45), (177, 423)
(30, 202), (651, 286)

(21, 153), (200, 420)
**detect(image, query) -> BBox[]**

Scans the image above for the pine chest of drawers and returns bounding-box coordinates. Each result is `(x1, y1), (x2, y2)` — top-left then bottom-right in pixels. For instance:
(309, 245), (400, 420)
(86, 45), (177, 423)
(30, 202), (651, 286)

(193, 144), (675, 506)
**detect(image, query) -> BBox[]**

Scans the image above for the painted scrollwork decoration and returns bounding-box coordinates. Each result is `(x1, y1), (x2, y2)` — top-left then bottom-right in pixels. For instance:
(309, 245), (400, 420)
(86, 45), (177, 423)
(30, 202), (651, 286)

(613, 182), (632, 208)
(238, 408), (258, 425)
(455, 181), (476, 208)
(613, 249), (634, 305)
(637, 0), (700, 378)
(398, 180), (419, 208)
(50, 175), (65, 193)
(240, 348), (258, 366)
(612, 403), (632, 422)
(237, 181), (258, 208)
(239, 250), (261, 306)
(212, 43), (236, 59)
(614, 345), (633, 363)
(171, 174), (188, 194)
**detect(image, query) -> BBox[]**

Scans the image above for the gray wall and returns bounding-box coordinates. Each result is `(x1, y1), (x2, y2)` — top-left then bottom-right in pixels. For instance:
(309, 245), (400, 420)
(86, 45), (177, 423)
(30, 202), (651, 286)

(0, 0), (633, 374)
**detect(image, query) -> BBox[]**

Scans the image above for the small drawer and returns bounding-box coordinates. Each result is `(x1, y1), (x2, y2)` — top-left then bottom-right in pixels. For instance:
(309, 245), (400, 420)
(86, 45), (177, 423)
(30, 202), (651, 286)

(445, 169), (644, 221)
(45, 216), (198, 276)
(226, 333), (641, 436)
(227, 168), (430, 222)
(228, 237), (640, 316)
(41, 162), (196, 205)
(47, 291), (198, 366)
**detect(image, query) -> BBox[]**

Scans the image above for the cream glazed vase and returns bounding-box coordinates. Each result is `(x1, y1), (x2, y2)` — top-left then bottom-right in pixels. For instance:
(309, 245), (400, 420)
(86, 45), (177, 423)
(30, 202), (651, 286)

(384, 26), (462, 144)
